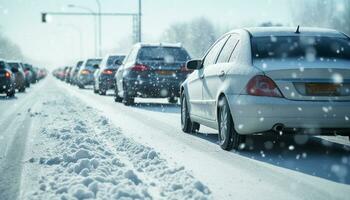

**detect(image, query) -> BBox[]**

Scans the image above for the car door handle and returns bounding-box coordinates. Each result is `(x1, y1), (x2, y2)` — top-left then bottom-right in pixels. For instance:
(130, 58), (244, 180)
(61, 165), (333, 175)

(218, 71), (225, 77)
(200, 74), (205, 79)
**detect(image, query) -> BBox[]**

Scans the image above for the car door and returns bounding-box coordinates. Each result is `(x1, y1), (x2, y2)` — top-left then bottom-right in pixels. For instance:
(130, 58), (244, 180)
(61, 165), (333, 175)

(202, 34), (239, 120)
(189, 35), (230, 119)
(187, 69), (204, 117)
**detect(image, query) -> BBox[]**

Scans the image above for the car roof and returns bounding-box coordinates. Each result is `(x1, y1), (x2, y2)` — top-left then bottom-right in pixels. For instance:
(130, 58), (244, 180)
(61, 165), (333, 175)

(241, 27), (347, 38)
(135, 42), (183, 48)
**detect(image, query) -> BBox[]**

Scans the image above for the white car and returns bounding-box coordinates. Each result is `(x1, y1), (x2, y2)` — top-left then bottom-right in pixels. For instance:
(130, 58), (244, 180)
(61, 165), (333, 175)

(180, 27), (350, 150)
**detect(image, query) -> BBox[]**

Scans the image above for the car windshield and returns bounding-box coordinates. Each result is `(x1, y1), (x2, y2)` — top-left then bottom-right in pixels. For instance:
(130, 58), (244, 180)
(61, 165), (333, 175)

(138, 47), (190, 63)
(252, 36), (350, 61)
(107, 56), (125, 68)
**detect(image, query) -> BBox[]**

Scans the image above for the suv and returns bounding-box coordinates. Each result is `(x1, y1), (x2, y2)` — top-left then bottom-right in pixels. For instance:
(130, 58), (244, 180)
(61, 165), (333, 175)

(0, 60), (16, 97)
(114, 43), (192, 105)
(77, 58), (102, 89)
(7, 61), (26, 92)
(94, 54), (125, 95)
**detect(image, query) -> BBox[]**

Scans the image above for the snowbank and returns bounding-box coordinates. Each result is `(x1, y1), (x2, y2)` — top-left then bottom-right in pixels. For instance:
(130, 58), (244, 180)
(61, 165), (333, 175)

(23, 93), (211, 199)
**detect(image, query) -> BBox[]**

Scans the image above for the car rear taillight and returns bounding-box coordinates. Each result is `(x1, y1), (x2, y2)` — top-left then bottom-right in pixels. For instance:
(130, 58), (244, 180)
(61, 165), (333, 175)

(131, 64), (150, 72)
(246, 75), (283, 97)
(81, 70), (90, 75)
(102, 69), (113, 75)
(5, 72), (11, 78)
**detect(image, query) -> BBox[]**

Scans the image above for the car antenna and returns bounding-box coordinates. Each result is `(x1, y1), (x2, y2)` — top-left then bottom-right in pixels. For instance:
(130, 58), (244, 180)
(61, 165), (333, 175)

(295, 25), (300, 34)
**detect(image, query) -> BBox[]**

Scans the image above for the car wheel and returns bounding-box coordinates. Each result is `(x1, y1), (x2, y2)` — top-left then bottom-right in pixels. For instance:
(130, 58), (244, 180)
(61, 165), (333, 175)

(123, 93), (135, 106)
(218, 97), (245, 151)
(114, 83), (123, 102)
(93, 84), (98, 93)
(7, 88), (15, 97)
(78, 84), (85, 89)
(181, 94), (200, 133)
(99, 85), (106, 95)
(19, 86), (26, 93)
(168, 97), (178, 104)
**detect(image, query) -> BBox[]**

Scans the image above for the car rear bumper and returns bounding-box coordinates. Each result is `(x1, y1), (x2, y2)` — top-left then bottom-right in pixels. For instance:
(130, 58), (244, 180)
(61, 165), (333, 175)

(78, 75), (94, 85)
(227, 95), (350, 135)
(99, 76), (115, 90)
(0, 80), (13, 93)
(124, 79), (182, 98)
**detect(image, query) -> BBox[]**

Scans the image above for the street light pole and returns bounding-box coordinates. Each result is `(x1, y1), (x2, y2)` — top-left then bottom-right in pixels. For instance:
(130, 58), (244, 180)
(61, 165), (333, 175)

(95, 0), (102, 56)
(68, 4), (98, 57)
(138, 0), (142, 43)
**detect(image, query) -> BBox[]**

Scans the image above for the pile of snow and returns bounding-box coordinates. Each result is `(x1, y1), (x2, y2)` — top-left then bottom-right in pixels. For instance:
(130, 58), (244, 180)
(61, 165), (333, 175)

(23, 94), (211, 199)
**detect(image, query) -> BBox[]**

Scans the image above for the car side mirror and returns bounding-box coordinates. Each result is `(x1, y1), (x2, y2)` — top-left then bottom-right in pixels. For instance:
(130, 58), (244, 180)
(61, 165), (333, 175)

(11, 67), (19, 73)
(93, 64), (99, 69)
(186, 60), (203, 70)
(114, 59), (123, 66)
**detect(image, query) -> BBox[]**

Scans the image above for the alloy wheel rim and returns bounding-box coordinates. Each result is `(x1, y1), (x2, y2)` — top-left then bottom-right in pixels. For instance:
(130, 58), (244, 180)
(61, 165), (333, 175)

(181, 97), (186, 128)
(220, 104), (227, 144)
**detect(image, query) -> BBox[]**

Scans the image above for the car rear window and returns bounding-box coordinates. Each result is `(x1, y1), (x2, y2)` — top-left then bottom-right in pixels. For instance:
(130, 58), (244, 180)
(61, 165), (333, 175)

(77, 61), (83, 68)
(0, 61), (6, 69)
(107, 56), (125, 68)
(8, 62), (20, 69)
(138, 47), (190, 63)
(85, 59), (102, 69)
(252, 36), (350, 61)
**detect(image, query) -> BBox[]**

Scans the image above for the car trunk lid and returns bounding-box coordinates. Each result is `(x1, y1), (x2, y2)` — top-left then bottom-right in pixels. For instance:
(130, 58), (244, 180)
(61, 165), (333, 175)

(255, 59), (350, 101)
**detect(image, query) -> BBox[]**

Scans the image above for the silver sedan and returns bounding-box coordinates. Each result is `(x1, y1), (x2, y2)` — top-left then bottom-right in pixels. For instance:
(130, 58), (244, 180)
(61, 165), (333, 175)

(180, 27), (350, 150)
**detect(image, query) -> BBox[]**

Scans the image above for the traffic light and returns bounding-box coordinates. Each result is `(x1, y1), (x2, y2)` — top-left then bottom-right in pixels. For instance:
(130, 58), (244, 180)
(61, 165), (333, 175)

(41, 13), (47, 23)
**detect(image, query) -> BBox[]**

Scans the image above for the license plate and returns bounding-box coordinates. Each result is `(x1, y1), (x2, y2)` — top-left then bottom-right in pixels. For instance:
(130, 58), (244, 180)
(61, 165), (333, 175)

(156, 70), (174, 76)
(305, 83), (341, 96)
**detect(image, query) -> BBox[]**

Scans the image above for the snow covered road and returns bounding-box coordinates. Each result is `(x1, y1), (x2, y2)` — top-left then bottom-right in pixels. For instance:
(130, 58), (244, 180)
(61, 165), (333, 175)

(1, 76), (350, 200)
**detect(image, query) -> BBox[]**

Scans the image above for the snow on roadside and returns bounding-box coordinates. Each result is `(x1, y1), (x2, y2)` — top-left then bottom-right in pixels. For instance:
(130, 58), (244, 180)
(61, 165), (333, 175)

(23, 92), (211, 200)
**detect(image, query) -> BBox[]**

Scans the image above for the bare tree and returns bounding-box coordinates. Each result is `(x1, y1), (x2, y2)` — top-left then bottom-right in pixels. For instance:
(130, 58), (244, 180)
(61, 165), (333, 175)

(290, 0), (350, 35)
(0, 30), (24, 60)
(161, 17), (218, 58)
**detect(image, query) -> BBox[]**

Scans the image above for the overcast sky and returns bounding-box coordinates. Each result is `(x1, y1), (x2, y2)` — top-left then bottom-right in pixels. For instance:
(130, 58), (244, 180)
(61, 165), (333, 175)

(0, 0), (292, 67)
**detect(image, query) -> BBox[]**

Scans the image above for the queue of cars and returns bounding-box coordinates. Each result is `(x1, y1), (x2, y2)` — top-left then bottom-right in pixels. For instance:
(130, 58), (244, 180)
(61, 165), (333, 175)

(53, 27), (350, 150)
(54, 43), (192, 105)
(0, 59), (47, 97)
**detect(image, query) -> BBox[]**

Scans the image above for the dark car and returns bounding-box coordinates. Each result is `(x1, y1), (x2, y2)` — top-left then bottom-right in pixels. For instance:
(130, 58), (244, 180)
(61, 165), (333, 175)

(114, 43), (192, 105)
(0, 60), (16, 97)
(70, 61), (84, 85)
(7, 61), (26, 92)
(77, 58), (102, 89)
(94, 54), (125, 95)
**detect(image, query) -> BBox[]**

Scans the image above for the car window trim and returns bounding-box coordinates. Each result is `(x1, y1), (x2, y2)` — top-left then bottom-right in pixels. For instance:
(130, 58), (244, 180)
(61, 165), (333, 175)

(228, 39), (240, 63)
(202, 34), (230, 68)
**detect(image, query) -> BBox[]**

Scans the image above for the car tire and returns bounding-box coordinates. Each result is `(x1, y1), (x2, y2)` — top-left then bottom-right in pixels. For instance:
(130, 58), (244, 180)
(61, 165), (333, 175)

(114, 83), (123, 103)
(168, 97), (178, 104)
(123, 93), (135, 106)
(78, 84), (85, 89)
(7, 88), (15, 97)
(99, 85), (106, 95)
(19, 86), (26, 93)
(93, 84), (98, 93)
(181, 94), (200, 133)
(218, 97), (245, 151)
